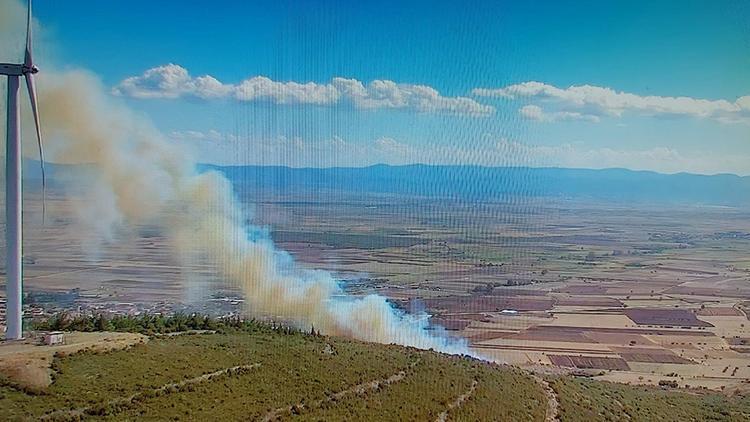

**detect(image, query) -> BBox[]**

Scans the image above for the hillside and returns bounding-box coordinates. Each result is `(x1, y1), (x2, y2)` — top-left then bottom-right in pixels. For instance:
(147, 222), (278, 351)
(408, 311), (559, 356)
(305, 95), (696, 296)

(1, 327), (748, 421)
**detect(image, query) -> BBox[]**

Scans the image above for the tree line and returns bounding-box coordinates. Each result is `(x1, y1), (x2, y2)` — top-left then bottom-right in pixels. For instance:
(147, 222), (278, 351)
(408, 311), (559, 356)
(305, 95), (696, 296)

(30, 313), (310, 336)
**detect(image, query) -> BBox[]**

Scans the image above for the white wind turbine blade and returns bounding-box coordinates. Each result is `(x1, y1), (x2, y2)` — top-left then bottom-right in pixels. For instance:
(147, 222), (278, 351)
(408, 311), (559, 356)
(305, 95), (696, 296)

(25, 73), (45, 221)
(24, 0), (46, 221)
(24, 0), (34, 68)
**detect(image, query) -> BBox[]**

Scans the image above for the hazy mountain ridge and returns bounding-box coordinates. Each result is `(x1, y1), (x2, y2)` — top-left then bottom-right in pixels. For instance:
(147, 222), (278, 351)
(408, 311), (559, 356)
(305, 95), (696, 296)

(201, 163), (750, 206)
(19, 161), (749, 206)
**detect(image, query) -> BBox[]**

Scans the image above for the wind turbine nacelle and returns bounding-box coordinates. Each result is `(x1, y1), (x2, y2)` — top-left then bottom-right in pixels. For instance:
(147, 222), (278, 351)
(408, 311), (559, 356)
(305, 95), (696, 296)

(0, 63), (25, 76)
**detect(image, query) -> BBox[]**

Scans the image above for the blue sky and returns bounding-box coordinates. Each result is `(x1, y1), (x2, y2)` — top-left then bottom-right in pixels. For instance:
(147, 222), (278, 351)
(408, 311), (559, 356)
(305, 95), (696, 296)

(24, 1), (750, 173)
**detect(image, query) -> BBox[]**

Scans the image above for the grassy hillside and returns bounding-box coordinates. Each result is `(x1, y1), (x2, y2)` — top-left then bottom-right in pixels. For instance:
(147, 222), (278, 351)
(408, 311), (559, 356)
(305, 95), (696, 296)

(550, 377), (750, 422)
(0, 327), (748, 421)
(0, 329), (544, 421)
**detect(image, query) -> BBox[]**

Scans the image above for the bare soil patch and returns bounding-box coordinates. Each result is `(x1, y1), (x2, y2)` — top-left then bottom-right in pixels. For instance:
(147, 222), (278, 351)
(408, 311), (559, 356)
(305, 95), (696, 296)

(555, 296), (624, 307)
(696, 307), (743, 316)
(0, 332), (146, 390)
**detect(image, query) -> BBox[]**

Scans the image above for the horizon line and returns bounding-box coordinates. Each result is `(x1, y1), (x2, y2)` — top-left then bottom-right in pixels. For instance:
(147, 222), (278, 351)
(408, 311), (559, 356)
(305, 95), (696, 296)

(200, 162), (749, 179)
(16, 158), (749, 179)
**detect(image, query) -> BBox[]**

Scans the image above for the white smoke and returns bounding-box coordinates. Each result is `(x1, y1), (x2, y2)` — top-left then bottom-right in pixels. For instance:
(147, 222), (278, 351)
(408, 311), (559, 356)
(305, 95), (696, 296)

(1, 1), (470, 355)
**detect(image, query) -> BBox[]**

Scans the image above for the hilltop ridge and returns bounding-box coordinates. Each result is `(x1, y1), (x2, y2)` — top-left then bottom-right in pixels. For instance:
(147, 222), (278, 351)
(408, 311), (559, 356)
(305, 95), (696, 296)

(1, 318), (748, 421)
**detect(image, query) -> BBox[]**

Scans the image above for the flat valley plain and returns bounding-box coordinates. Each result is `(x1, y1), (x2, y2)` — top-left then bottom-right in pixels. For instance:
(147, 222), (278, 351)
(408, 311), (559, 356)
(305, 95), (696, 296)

(5, 184), (750, 394)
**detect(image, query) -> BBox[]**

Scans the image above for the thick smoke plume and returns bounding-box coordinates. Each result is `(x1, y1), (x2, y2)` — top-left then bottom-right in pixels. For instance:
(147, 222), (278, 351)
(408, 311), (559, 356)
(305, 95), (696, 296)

(1, 1), (470, 355)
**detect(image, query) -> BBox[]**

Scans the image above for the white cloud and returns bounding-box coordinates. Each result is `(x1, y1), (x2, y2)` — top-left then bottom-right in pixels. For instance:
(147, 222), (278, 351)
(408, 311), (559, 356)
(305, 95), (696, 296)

(519, 105), (600, 123)
(233, 76), (340, 105)
(113, 64), (493, 116)
(169, 129), (234, 142)
(112, 64), (233, 100)
(331, 78), (492, 115)
(473, 81), (750, 123)
(373, 136), (412, 155)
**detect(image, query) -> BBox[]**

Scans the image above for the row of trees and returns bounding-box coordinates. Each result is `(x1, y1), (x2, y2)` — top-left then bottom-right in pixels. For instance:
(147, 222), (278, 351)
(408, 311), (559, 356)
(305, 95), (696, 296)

(31, 313), (306, 336)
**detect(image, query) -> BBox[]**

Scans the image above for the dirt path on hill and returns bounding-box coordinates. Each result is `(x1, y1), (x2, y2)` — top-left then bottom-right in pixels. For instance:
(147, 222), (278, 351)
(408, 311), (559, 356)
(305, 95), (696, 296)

(40, 363), (260, 420)
(537, 377), (560, 422)
(262, 358), (421, 421)
(532, 375), (560, 422)
(435, 379), (479, 422)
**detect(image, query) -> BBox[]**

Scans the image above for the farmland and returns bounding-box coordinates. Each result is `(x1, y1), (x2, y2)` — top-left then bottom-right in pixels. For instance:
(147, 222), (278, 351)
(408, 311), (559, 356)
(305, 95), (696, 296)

(4, 177), (750, 395)
(242, 189), (750, 393)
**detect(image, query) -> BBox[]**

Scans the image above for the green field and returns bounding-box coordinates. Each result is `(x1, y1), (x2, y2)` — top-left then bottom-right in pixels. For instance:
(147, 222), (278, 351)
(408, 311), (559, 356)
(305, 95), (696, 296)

(0, 328), (748, 421)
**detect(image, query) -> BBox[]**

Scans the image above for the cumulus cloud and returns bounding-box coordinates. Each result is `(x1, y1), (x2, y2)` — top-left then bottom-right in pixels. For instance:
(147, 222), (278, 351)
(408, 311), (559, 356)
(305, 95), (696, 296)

(519, 105), (600, 123)
(331, 78), (492, 115)
(114, 64), (493, 116)
(234, 76), (340, 105)
(473, 81), (750, 123)
(112, 64), (231, 99)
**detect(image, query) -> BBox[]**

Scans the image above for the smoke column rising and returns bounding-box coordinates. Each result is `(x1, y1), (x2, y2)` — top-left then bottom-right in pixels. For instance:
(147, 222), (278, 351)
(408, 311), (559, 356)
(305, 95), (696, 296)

(1, 1), (470, 355)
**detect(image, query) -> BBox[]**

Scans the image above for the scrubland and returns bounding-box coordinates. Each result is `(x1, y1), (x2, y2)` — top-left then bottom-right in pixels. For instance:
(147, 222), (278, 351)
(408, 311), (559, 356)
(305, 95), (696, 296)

(1, 326), (748, 421)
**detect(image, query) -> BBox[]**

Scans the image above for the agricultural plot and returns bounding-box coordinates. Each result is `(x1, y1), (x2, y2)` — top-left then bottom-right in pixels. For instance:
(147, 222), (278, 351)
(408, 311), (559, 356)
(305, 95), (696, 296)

(623, 308), (714, 328)
(547, 355), (631, 371)
(697, 307), (744, 317)
(612, 347), (693, 364)
(415, 296), (555, 313)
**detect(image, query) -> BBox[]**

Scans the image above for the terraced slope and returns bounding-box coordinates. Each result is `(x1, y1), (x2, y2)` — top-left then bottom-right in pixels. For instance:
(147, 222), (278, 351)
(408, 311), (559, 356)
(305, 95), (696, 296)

(0, 332), (544, 421)
(0, 331), (748, 421)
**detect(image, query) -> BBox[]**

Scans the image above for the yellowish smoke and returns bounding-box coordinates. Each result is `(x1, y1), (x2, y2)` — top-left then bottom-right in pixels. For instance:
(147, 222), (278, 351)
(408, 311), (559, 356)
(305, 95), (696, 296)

(2, 1), (470, 355)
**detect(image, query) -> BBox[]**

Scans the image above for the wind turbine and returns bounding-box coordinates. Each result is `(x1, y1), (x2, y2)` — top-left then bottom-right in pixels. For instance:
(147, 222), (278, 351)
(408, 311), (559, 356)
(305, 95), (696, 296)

(0, 0), (45, 340)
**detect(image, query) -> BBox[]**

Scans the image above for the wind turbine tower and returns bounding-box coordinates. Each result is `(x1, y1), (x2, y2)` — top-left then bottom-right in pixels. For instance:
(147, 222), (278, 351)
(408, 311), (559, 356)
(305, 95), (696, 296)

(0, 0), (45, 340)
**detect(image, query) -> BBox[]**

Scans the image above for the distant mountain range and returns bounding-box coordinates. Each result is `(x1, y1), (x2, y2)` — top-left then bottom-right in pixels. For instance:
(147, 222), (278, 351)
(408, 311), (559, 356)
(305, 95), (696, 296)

(21, 160), (750, 206)
(203, 164), (750, 206)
